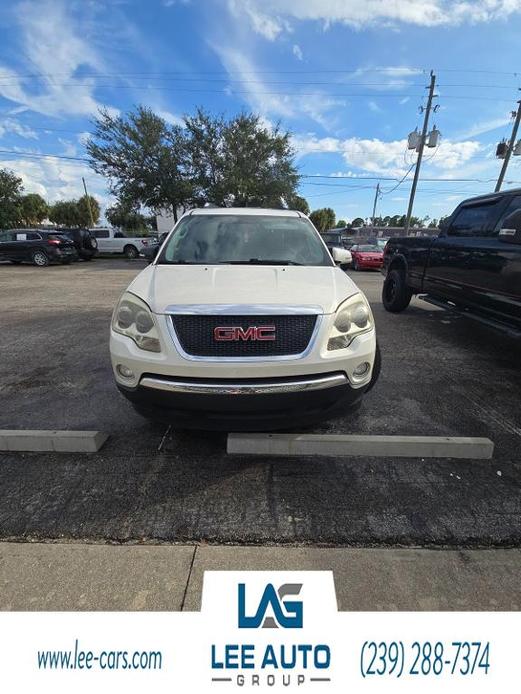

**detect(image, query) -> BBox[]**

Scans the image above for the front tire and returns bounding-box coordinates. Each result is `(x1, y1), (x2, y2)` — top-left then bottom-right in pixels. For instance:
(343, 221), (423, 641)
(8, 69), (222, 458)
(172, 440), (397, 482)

(32, 250), (50, 267)
(382, 268), (412, 312)
(124, 245), (139, 260)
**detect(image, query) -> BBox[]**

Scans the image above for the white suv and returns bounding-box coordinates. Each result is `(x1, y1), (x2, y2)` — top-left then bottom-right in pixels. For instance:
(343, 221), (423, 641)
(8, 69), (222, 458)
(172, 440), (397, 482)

(110, 208), (380, 430)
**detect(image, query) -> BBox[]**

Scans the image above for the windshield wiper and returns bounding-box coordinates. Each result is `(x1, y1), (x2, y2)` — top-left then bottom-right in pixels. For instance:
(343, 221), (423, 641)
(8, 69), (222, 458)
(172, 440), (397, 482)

(219, 258), (302, 266)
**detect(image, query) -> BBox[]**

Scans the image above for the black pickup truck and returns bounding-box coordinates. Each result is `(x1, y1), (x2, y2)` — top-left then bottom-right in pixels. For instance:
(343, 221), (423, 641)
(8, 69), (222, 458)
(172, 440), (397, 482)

(381, 189), (521, 336)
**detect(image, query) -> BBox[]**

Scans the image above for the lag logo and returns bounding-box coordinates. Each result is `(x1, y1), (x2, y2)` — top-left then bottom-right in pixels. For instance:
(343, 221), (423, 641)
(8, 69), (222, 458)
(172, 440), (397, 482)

(238, 583), (303, 629)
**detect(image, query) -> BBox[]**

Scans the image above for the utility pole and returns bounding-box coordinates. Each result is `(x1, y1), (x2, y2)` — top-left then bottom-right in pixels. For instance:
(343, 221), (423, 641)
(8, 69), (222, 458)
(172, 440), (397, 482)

(495, 100), (521, 192)
(371, 182), (380, 227)
(82, 177), (95, 228)
(405, 71), (436, 235)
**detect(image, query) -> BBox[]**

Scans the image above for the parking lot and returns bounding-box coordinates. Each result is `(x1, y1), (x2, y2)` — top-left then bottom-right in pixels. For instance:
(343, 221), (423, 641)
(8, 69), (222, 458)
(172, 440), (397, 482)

(1, 259), (520, 547)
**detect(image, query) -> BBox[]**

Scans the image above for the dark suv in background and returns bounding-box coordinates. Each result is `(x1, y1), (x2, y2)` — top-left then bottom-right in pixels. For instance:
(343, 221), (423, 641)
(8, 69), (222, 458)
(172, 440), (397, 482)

(55, 228), (98, 261)
(0, 229), (78, 266)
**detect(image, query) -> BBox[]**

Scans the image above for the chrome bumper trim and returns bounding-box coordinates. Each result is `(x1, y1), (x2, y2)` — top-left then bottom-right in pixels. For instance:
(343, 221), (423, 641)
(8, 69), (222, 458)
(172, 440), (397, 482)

(139, 373), (348, 396)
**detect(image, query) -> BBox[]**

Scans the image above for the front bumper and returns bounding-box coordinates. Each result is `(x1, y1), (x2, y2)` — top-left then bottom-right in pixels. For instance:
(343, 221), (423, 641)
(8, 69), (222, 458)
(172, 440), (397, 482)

(117, 371), (364, 430)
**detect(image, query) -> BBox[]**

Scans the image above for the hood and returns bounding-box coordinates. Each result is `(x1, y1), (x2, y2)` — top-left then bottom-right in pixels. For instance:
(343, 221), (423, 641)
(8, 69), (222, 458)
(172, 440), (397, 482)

(127, 264), (360, 315)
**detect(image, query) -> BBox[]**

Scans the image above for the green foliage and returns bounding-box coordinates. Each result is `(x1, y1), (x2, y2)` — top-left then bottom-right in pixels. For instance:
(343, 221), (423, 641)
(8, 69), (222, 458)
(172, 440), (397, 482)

(309, 207), (336, 232)
(77, 194), (100, 226)
(88, 106), (300, 216)
(335, 219), (347, 228)
(286, 194), (310, 215)
(351, 217), (366, 228)
(48, 196), (100, 227)
(88, 106), (193, 222)
(106, 201), (156, 233)
(20, 193), (48, 226)
(0, 169), (23, 228)
(48, 201), (81, 227)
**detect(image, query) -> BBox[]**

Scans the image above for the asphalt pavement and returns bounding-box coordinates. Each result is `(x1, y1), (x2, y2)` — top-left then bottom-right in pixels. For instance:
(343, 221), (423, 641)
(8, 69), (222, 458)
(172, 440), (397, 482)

(1, 259), (520, 546)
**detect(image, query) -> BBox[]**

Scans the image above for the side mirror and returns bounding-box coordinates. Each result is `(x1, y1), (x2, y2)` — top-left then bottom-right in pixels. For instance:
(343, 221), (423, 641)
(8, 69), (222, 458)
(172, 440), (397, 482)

(332, 247), (351, 264)
(499, 209), (521, 244)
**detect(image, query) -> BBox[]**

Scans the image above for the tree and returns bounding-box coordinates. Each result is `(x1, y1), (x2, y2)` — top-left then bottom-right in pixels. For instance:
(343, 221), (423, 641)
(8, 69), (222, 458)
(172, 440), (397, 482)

(0, 169), (23, 228)
(309, 207), (336, 232)
(77, 194), (100, 226)
(336, 219), (347, 228)
(185, 109), (299, 208)
(286, 194), (310, 215)
(351, 217), (365, 228)
(106, 201), (155, 232)
(49, 200), (81, 227)
(19, 193), (48, 226)
(87, 106), (191, 222)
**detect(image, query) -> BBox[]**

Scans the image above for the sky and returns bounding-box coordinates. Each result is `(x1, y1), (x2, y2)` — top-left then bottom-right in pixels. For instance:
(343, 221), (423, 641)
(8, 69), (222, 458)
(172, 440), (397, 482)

(1, 0), (521, 223)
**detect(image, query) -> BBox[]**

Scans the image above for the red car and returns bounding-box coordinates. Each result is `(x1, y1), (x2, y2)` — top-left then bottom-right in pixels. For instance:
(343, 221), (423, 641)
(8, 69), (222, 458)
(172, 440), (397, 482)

(350, 244), (384, 271)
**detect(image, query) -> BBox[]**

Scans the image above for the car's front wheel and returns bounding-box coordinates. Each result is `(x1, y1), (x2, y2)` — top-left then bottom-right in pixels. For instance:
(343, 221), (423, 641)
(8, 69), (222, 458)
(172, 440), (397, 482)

(382, 268), (413, 312)
(32, 250), (50, 267)
(124, 245), (139, 260)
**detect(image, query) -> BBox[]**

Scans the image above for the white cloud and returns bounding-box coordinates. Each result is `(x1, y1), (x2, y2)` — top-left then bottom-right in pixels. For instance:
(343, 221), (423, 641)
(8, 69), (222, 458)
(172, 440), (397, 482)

(228, 0), (286, 40)
(0, 0), (115, 118)
(155, 109), (184, 127)
(228, 0), (521, 34)
(0, 155), (108, 206)
(292, 133), (482, 177)
(368, 100), (382, 113)
(292, 44), (303, 60)
(458, 116), (512, 139)
(0, 118), (37, 139)
(212, 44), (345, 128)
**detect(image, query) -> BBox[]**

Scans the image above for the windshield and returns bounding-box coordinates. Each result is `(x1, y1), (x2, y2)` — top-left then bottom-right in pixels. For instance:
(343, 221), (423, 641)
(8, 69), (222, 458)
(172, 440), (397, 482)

(157, 214), (333, 266)
(357, 245), (381, 252)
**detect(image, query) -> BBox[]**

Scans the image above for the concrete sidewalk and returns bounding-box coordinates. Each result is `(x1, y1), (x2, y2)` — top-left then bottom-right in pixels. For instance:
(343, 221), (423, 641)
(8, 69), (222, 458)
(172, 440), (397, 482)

(0, 542), (520, 611)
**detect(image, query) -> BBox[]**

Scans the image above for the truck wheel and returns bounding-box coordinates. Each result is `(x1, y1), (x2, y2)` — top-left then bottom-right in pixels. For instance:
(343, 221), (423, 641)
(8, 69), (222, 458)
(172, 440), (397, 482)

(124, 245), (139, 260)
(365, 341), (381, 393)
(382, 268), (412, 312)
(32, 250), (50, 267)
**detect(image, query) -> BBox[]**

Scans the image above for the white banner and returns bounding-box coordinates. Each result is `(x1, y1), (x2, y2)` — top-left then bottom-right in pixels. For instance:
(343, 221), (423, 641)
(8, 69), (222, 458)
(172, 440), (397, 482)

(0, 571), (515, 692)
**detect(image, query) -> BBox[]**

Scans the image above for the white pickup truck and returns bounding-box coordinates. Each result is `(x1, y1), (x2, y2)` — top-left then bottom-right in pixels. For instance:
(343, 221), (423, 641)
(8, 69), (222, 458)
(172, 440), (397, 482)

(110, 208), (380, 431)
(91, 228), (156, 259)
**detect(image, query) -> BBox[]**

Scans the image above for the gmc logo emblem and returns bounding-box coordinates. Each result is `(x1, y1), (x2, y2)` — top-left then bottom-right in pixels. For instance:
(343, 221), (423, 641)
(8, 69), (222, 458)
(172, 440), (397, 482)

(214, 326), (276, 341)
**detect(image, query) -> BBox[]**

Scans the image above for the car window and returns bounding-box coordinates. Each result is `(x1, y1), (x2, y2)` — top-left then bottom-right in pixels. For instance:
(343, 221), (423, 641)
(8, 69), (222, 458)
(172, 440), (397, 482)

(158, 214), (333, 266)
(449, 198), (505, 237)
(95, 229), (110, 238)
(358, 245), (380, 252)
(26, 232), (42, 240)
(114, 231), (126, 238)
(495, 195), (521, 231)
(0, 231), (14, 242)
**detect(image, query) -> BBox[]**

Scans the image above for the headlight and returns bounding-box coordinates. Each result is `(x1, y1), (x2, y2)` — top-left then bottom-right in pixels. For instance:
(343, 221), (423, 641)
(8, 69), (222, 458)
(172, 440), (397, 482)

(112, 292), (161, 352)
(327, 293), (374, 351)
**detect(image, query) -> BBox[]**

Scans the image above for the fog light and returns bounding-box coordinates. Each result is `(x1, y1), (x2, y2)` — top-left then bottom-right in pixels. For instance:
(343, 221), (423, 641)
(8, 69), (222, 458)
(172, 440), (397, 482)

(353, 362), (370, 377)
(117, 364), (134, 379)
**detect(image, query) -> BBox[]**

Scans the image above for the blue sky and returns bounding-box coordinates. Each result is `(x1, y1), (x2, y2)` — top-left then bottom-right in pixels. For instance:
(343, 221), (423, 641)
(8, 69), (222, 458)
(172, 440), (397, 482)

(1, 0), (521, 223)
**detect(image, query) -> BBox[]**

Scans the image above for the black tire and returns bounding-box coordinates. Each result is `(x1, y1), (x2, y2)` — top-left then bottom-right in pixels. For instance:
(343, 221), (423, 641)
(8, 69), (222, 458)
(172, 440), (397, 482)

(382, 267), (413, 312)
(352, 259), (358, 271)
(82, 255), (93, 261)
(32, 250), (50, 267)
(365, 341), (381, 393)
(124, 245), (139, 260)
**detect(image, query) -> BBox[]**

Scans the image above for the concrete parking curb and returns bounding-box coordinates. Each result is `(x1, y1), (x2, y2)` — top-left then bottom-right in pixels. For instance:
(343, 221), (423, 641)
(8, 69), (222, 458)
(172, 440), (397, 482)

(227, 434), (494, 459)
(0, 430), (108, 453)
